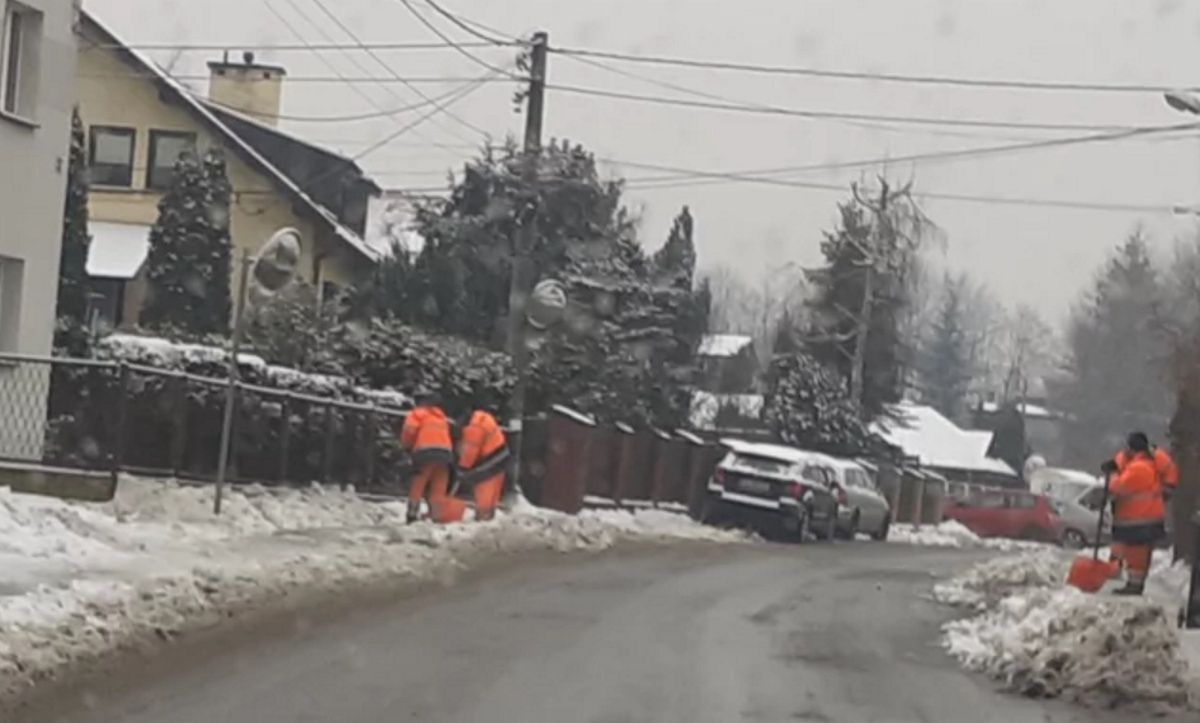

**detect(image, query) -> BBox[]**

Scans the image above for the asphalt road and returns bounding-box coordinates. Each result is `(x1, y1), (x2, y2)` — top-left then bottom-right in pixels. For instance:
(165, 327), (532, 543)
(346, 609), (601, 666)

(37, 542), (1190, 723)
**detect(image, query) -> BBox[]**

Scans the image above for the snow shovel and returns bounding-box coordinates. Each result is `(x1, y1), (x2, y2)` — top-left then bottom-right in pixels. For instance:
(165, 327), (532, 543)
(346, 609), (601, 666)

(431, 468), (469, 523)
(1066, 475), (1111, 593)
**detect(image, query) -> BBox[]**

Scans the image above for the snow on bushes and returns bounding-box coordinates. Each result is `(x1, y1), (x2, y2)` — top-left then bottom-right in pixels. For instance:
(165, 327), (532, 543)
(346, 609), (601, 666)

(943, 587), (1197, 709)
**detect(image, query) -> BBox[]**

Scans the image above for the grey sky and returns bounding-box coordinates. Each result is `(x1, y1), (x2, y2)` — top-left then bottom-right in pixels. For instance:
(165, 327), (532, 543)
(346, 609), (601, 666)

(87, 0), (1200, 322)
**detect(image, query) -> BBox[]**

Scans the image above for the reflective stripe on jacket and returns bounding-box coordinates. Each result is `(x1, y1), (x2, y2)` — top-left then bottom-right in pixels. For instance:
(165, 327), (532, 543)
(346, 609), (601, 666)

(400, 405), (453, 464)
(457, 411), (509, 486)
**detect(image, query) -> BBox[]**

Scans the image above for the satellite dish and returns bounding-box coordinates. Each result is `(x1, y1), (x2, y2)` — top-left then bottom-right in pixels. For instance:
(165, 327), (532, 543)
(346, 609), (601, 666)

(252, 227), (302, 296)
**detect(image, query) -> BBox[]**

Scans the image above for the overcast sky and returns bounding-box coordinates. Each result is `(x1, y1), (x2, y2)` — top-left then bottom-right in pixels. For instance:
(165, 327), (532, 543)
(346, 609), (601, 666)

(87, 0), (1200, 323)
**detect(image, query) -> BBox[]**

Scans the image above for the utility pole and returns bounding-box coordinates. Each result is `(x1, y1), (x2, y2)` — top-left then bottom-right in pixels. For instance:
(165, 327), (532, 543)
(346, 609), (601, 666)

(848, 182), (888, 408)
(504, 31), (548, 501)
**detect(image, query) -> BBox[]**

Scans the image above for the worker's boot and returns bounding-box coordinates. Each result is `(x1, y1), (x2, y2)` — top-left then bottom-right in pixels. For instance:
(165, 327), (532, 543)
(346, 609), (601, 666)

(1113, 581), (1144, 596)
(406, 501), (420, 525)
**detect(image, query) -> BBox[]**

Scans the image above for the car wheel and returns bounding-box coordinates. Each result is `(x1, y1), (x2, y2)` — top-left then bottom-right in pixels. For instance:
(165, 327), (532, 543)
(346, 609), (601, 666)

(1061, 528), (1088, 550)
(838, 510), (860, 540)
(699, 494), (724, 526)
(871, 515), (891, 541)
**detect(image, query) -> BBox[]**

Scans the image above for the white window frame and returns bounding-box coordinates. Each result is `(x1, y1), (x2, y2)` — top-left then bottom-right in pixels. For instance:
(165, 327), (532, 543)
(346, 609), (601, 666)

(0, 0), (40, 123)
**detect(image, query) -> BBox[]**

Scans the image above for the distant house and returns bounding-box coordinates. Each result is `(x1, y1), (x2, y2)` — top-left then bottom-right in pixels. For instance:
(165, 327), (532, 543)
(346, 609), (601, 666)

(76, 11), (380, 328)
(687, 390), (766, 436)
(697, 333), (758, 393)
(974, 400), (1066, 466)
(875, 403), (1020, 487)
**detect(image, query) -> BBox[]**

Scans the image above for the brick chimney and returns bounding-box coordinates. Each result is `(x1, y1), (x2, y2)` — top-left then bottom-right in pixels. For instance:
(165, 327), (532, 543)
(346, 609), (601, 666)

(207, 51), (286, 125)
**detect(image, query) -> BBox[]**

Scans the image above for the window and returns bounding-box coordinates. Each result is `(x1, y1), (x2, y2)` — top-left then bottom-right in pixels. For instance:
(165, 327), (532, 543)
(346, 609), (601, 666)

(147, 130), (197, 190)
(1078, 487), (1106, 512)
(729, 454), (791, 476)
(0, 1), (41, 119)
(89, 127), (136, 187)
(0, 256), (23, 352)
(1008, 494), (1038, 509)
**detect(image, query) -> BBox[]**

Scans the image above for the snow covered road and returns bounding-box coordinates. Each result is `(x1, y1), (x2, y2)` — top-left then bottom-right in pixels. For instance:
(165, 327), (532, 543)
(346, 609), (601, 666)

(20, 542), (1193, 723)
(0, 478), (745, 711)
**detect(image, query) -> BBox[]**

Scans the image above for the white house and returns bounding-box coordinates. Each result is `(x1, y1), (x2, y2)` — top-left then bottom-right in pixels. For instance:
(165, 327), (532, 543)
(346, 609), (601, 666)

(874, 403), (1019, 487)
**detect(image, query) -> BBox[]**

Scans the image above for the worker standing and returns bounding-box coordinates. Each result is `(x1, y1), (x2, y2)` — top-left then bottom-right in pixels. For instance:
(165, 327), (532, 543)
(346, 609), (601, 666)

(399, 390), (453, 524)
(456, 408), (509, 522)
(1107, 432), (1168, 596)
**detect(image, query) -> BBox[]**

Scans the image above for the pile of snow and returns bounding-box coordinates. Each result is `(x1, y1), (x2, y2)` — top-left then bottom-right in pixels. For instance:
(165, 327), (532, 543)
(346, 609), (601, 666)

(934, 549), (1200, 711)
(944, 587), (1197, 709)
(0, 479), (747, 701)
(932, 549), (1068, 610)
(887, 520), (1043, 550)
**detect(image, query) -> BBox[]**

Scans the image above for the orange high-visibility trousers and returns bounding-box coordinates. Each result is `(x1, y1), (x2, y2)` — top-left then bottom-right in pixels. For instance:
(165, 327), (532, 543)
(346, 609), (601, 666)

(1121, 543), (1153, 585)
(472, 473), (505, 521)
(408, 462), (450, 516)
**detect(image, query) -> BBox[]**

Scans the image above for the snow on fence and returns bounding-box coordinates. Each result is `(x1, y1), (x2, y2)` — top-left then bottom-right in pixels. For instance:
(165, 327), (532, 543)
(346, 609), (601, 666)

(0, 350), (414, 495)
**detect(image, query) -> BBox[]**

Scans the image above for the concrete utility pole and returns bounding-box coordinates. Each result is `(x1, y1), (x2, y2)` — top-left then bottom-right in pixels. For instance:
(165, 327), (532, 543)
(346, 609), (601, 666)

(504, 31), (548, 500)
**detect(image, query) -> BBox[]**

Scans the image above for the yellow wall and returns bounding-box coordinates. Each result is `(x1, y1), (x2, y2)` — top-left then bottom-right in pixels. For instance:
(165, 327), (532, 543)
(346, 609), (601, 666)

(76, 27), (364, 324)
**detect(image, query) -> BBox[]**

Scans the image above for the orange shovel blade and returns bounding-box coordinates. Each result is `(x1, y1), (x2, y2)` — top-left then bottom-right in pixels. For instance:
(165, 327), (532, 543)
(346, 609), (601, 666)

(1066, 556), (1110, 593)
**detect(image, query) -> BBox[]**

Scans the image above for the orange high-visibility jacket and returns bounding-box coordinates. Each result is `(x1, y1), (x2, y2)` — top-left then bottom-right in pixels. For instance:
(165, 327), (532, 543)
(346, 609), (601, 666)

(1109, 452), (1166, 532)
(1114, 447), (1179, 492)
(457, 410), (510, 485)
(400, 405), (453, 465)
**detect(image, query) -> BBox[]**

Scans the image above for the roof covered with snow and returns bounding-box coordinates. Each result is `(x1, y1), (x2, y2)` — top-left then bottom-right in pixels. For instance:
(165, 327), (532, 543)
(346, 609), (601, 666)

(688, 391), (764, 430)
(87, 222), (151, 279)
(697, 334), (753, 358)
(874, 403), (1017, 477)
(979, 401), (1058, 419)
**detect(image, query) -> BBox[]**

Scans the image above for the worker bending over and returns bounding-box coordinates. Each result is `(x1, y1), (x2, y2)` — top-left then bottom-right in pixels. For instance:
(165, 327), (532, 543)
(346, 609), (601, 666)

(457, 408), (509, 522)
(400, 390), (453, 524)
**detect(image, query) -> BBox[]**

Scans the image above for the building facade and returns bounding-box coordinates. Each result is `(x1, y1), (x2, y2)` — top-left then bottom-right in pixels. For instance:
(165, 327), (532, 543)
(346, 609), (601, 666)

(76, 11), (379, 329)
(0, 0), (76, 460)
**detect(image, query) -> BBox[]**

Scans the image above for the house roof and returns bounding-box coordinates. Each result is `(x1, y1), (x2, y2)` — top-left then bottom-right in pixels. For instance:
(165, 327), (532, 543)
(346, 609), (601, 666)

(79, 10), (379, 263)
(87, 221), (151, 278)
(979, 400), (1057, 419)
(698, 334), (754, 357)
(873, 403), (1017, 477)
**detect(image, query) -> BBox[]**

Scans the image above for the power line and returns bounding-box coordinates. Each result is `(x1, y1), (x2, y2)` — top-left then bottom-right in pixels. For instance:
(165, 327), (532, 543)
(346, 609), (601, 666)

(195, 77), (487, 122)
(547, 46), (1197, 95)
(86, 40), (514, 52)
(603, 120), (1200, 187)
(611, 159), (1186, 214)
(421, 0), (511, 45)
(393, 0), (520, 79)
(81, 70), (513, 84)
(305, 0), (492, 140)
(547, 83), (1145, 132)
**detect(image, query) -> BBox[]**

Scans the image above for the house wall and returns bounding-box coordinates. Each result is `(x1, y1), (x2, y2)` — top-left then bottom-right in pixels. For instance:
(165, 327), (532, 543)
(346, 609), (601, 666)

(0, 0), (76, 460)
(75, 25), (361, 325)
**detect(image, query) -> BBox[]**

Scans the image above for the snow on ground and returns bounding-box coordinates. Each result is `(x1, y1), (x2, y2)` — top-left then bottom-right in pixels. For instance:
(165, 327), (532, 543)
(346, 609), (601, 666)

(0, 478), (747, 701)
(934, 548), (1200, 711)
(887, 520), (1043, 551)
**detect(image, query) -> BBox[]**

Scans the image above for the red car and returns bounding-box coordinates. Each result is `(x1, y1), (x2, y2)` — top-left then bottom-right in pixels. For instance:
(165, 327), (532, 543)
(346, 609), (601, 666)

(942, 488), (1063, 542)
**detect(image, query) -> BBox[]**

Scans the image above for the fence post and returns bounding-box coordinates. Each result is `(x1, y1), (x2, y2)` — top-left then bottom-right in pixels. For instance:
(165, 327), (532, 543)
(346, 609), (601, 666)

(169, 373), (188, 478)
(110, 362), (131, 496)
(321, 403), (336, 486)
(277, 393), (292, 484)
(364, 406), (378, 491)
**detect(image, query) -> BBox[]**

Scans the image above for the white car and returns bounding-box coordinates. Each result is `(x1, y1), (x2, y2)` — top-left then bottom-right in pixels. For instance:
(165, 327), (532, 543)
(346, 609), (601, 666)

(818, 455), (892, 540)
(702, 439), (840, 542)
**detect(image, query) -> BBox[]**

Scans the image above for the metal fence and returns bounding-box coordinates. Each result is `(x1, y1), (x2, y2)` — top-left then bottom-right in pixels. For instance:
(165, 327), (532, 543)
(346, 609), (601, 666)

(0, 353), (411, 494)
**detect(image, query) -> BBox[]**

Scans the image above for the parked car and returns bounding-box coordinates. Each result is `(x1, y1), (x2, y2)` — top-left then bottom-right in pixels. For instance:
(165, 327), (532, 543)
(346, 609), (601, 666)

(942, 488), (1063, 542)
(1045, 479), (1110, 549)
(821, 456), (892, 540)
(703, 439), (839, 541)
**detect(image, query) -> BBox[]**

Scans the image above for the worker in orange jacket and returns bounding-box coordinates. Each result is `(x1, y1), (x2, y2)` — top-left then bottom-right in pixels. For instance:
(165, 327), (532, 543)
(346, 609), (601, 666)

(1104, 437), (1179, 575)
(456, 409), (509, 522)
(1106, 432), (1168, 595)
(400, 390), (453, 524)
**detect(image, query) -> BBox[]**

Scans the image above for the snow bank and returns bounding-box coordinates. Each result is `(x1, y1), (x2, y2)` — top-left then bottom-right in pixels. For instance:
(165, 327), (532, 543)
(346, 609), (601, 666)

(932, 549), (1068, 610)
(887, 520), (1043, 550)
(0, 479), (746, 701)
(944, 587), (1197, 709)
(934, 549), (1200, 711)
